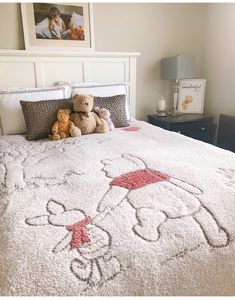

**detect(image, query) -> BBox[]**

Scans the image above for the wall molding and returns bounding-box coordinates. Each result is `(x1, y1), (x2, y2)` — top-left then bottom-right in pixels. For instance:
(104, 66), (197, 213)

(0, 50), (141, 58)
(0, 51), (141, 118)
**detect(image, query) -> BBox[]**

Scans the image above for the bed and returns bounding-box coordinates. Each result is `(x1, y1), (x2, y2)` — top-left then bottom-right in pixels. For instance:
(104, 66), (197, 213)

(0, 51), (235, 296)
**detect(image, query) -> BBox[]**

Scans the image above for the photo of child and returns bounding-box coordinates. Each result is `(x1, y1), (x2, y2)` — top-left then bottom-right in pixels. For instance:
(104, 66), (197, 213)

(34, 3), (85, 41)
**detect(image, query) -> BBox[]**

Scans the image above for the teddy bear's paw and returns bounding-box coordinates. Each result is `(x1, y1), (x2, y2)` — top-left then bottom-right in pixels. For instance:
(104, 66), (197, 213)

(95, 124), (108, 134)
(60, 132), (67, 139)
(70, 126), (81, 137)
(52, 134), (61, 141)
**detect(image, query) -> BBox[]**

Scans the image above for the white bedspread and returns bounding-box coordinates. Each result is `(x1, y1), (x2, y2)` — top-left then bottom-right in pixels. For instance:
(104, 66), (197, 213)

(0, 120), (235, 296)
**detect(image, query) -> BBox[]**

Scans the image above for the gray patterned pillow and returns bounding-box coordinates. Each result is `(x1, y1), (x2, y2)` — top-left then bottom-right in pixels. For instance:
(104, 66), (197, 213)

(93, 94), (129, 128)
(20, 98), (73, 140)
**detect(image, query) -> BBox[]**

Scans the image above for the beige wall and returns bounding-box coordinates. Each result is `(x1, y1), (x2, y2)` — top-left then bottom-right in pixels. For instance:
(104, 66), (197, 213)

(0, 3), (206, 120)
(93, 4), (206, 120)
(0, 3), (24, 50)
(202, 4), (235, 123)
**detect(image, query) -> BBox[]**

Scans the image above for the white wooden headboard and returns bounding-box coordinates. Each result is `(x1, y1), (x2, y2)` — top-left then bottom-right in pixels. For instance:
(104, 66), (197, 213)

(0, 50), (140, 117)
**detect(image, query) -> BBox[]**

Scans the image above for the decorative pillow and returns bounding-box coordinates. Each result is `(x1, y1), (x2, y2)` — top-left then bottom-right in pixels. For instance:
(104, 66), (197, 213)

(20, 98), (73, 141)
(0, 85), (71, 135)
(64, 82), (131, 121)
(93, 94), (129, 128)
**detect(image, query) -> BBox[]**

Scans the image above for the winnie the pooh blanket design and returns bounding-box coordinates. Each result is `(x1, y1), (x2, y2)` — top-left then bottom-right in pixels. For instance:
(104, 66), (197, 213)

(0, 121), (235, 295)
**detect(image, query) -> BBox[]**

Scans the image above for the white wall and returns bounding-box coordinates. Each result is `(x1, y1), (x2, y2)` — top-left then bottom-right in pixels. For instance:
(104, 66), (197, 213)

(202, 4), (235, 123)
(0, 3), (206, 120)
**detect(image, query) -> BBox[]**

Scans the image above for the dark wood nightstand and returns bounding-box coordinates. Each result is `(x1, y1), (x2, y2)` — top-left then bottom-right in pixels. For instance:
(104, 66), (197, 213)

(148, 114), (217, 144)
(217, 114), (235, 152)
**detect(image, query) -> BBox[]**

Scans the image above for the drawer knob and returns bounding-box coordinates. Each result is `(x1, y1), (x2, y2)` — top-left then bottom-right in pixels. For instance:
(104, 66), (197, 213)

(177, 130), (181, 134)
(201, 127), (205, 132)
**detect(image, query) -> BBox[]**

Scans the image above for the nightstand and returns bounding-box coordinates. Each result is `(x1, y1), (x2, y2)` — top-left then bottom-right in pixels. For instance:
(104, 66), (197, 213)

(148, 114), (217, 144)
(217, 114), (235, 152)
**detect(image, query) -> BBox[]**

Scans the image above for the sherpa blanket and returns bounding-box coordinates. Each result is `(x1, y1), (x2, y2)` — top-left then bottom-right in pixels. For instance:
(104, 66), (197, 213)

(0, 120), (235, 296)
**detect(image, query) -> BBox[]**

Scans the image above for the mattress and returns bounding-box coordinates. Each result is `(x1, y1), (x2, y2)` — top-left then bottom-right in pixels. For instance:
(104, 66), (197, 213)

(0, 120), (235, 296)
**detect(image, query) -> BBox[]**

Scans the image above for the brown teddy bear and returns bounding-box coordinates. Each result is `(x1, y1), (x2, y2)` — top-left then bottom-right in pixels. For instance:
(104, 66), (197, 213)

(49, 108), (81, 140)
(70, 94), (109, 136)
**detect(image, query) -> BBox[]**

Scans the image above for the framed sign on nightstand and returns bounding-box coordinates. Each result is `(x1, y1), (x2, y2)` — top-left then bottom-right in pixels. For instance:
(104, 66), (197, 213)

(178, 79), (206, 113)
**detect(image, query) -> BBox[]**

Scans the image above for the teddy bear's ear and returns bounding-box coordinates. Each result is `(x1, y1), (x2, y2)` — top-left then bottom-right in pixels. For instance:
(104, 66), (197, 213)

(67, 109), (71, 114)
(57, 109), (63, 116)
(72, 94), (78, 100)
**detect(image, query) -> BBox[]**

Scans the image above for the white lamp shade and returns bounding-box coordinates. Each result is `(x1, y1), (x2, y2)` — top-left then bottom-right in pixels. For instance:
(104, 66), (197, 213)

(161, 55), (195, 80)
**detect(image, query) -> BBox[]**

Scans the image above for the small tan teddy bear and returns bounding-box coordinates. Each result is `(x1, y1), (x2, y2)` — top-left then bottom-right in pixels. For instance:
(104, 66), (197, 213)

(49, 108), (80, 140)
(70, 94), (109, 136)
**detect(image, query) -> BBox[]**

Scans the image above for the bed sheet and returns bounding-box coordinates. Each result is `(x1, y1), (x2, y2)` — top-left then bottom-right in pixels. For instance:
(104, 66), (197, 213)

(0, 120), (235, 296)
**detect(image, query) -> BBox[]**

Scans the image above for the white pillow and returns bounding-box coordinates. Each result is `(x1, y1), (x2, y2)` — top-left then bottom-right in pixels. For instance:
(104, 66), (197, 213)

(0, 85), (71, 135)
(56, 82), (131, 121)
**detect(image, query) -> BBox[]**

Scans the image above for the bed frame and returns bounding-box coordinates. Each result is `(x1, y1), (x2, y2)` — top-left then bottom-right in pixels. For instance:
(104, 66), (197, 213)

(0, 50), (140, 118)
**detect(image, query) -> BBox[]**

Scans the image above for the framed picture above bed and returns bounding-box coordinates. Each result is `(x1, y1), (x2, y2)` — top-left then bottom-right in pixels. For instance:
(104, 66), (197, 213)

(178, 79), (206, 113)
(21, 3), (95, 51)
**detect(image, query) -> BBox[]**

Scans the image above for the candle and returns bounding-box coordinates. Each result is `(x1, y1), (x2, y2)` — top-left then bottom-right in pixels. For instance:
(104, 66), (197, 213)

(158, 98), (166, 112)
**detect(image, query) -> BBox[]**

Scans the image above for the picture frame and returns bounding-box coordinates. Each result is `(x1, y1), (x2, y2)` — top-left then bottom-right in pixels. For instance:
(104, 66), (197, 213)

(178, 79), (206, 113)
(21, 3), (95, 51)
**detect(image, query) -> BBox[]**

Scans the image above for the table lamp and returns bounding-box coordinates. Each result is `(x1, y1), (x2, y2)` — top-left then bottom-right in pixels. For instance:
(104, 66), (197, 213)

(160, 55), (195, 115)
